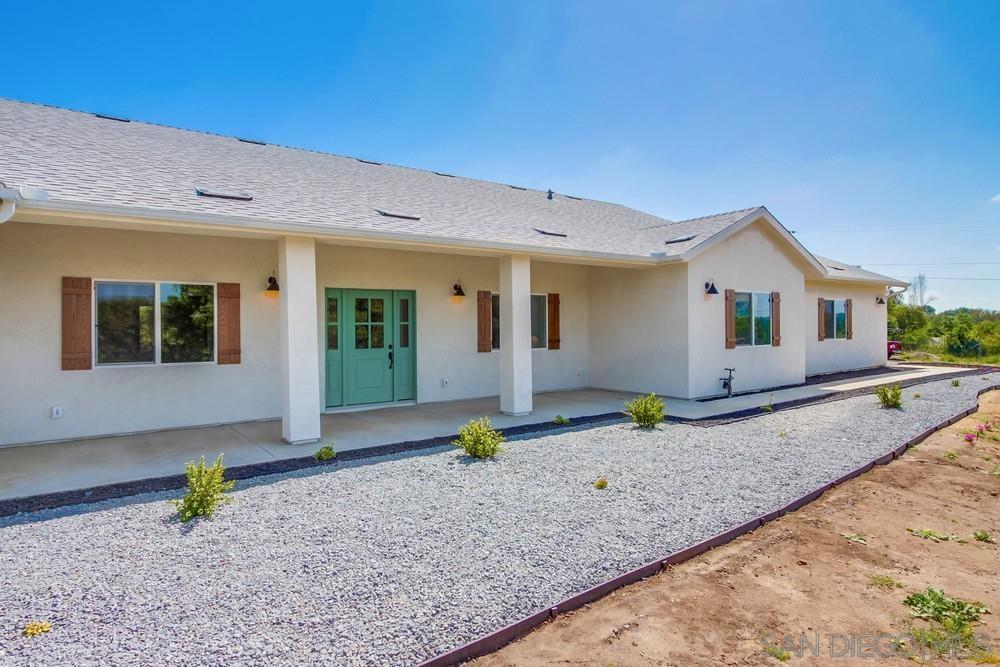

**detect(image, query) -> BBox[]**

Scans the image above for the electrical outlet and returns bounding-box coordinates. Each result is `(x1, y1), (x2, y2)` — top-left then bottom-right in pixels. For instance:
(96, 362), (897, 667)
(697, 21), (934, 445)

(51, 406), (63, 419)
(441, 378), (449, 388)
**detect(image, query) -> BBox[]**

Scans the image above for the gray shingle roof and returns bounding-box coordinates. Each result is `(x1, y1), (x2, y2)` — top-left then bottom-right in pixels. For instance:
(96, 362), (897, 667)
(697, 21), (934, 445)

(0, 98), (900, 285)
(814, 255), (908, 288)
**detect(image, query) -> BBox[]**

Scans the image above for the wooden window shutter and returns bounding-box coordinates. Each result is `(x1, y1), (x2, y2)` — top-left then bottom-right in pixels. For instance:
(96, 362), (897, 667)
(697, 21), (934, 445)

(476, 290), (492, 353)
(845, 298), (853, 340)
(62, 277), (92, 370)
(770, 291), (781, 347)
(817, 297), (826, 341)
(217, 282), (241, 364)
(547, 293), (560, 350)
(724, 289), (736, 349)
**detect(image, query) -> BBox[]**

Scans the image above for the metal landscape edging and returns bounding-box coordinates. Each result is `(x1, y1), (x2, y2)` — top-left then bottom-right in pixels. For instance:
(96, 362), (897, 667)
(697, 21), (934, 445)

(417, 382), (999, 667)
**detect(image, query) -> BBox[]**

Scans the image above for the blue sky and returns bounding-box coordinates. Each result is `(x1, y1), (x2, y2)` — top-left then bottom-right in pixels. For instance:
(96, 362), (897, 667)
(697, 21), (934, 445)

(5, 1), (998, 309)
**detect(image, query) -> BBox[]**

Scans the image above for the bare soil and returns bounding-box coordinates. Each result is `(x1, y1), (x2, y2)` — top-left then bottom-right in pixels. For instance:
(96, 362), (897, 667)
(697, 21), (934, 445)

(476, 391), (1000, 666)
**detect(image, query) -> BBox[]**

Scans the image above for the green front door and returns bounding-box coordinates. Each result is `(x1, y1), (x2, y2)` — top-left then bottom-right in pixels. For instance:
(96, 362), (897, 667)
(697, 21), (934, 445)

(344, 289), (395, 405)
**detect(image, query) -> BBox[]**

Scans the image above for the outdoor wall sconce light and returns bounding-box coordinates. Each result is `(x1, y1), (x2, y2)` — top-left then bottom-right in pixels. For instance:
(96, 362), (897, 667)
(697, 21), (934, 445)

(876, 296), (886, 305)
(704, 280), (719, 295)
(265, 274), (280, 297)
(450, 282), (466, 304)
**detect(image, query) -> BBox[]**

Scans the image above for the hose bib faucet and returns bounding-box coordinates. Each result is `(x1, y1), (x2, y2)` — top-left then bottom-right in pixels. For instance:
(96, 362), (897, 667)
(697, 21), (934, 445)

(720, 368), (735, 397)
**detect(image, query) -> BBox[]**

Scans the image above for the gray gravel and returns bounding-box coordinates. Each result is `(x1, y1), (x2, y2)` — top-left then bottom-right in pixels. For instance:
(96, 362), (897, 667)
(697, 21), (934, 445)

(0, 373), (994, 666)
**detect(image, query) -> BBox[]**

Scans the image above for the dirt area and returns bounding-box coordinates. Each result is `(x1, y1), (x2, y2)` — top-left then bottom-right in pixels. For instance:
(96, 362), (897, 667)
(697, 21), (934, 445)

(477, 391), (1000, 666)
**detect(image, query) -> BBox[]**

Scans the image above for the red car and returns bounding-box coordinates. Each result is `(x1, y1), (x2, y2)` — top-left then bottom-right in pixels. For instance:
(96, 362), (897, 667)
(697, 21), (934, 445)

(887, 340), (903, 358)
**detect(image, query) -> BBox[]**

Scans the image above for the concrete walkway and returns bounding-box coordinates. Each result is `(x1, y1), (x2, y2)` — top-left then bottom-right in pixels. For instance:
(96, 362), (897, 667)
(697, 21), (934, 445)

(0, 363), (964, 501)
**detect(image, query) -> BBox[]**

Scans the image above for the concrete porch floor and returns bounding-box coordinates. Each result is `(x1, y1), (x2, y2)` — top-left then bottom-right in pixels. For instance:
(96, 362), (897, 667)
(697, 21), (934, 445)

(0, 363), (963, 502)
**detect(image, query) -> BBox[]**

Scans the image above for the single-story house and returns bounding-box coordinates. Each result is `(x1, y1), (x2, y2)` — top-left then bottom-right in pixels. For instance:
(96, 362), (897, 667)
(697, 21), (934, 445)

(0, 99), (906, 447)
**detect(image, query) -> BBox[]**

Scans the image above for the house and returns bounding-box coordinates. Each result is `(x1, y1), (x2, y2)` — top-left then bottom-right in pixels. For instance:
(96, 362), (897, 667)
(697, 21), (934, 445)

(0, 98), (906, 448)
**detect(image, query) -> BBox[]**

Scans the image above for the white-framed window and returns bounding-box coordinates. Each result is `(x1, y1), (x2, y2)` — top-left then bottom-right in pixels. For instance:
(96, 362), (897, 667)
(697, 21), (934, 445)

(823, 299), (848, 339)
(734, 291), (772, 347)
(94, 280), (216, 366)
(530, 293), (547, 349)
(488, 293), (549, 350)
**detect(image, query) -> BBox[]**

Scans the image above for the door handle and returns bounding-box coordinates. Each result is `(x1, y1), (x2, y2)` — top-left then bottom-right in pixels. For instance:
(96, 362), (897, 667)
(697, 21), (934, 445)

(388, 349), (394, 370)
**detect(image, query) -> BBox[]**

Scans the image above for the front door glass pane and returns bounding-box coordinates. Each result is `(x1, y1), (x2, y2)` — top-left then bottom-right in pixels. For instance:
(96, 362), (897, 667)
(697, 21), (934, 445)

(371, 298), (384, 322)
(327, 325), (338, 349)
(399, 298), (409, 323)
(355, 298), (369, 323)
(371, 324), (384, 348)
(355, 324), (369, 349)
(327, 297), (338, 323)
(400, 323), (409, 348)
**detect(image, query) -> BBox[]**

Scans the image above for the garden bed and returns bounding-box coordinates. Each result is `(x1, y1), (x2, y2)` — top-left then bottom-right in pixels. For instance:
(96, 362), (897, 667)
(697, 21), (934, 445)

(0, 373), (995, 665)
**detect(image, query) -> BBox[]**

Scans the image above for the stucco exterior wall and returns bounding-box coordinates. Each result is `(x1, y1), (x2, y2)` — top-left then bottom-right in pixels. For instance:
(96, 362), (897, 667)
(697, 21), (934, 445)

(805, 281), (888, 375)
(0, 222), (282, 446)
(685, 222), (807, 398)
(0, 223), (591, 446)
(587, 263), (690, 397)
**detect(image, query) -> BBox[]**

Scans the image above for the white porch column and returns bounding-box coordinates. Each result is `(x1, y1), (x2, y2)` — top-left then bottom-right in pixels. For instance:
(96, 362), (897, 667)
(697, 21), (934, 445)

(499, 254), (533, 415)
(278, 236), (322, 444)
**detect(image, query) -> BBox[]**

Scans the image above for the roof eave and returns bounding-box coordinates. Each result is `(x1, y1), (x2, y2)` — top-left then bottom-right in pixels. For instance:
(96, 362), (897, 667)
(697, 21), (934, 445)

(16, 197), (679, 267)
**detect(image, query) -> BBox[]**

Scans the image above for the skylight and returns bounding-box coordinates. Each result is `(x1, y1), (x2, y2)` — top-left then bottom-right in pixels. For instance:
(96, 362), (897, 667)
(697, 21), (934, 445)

(195, 187), (253, 202)
(534, 228), (567, 238)
(375, 209), (421, 221)
(664, 234), (696, 244)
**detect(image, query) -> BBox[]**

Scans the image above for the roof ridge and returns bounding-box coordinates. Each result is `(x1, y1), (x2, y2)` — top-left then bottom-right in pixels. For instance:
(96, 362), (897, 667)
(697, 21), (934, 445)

(0, 96), (663, 215)
(673, 206), (761, 224)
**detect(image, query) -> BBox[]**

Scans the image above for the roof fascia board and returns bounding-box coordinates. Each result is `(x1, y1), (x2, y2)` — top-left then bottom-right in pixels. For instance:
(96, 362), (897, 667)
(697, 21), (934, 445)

(808, 275), (909, 289)
(17, 197), (672, 267)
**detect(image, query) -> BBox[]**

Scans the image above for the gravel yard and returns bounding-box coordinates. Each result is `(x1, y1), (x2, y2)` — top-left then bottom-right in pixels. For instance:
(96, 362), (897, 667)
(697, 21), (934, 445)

(0, 373), (994, 666)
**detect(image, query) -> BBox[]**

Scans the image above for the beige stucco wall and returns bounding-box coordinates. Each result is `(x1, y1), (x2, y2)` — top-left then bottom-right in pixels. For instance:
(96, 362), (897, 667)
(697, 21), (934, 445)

(805, 281), (888, 375)
(685, 222), (808, 398)
(587, 263), (690, 397)
(0, 222), (282, 446)
(0, 223), (590, 446)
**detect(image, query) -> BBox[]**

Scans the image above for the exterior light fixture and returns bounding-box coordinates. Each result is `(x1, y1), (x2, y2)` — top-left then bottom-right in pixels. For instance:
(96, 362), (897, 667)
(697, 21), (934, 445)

(704, 280), (719, 295)
(265, 274), (280, 297)
(876, 296), (886, 305)
(450, 282), (466, 304)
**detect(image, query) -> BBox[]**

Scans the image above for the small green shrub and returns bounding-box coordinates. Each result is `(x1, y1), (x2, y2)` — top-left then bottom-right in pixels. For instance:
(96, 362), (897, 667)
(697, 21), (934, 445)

(453, 417), (504, 458)
(952, 379), (961, 387)
(593, 476), (608, 489)
(553, 414), (571, 426)
(760, 638), (791, 662)
(973, 530), (996, 544)
(314, 445), (336, 461)
(907, 527), (965, 543)
(842, 532), (868, 545)
(903, 588), (988, 627)
(875, 383), (903, 409)
(171, 454), (235, 522)
(913, 392), (922, 399)
(943, 450), (958, 461)
(625, 393), (664, 428)
(868, 573), (904, 589)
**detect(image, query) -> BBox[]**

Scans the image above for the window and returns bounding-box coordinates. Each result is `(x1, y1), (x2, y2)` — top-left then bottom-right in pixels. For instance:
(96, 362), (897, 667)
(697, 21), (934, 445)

(491, 293), (500, 349)
(734, 291), (772, 347)
(96, 281), (215, 365)
(530, 294), (547, 349)
(824, 299), (848, 339)
(488, 293), (549, 350)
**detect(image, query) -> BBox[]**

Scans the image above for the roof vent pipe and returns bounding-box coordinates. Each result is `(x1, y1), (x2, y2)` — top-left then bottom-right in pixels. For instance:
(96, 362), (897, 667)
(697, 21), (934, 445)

(547, 189), (553, 200)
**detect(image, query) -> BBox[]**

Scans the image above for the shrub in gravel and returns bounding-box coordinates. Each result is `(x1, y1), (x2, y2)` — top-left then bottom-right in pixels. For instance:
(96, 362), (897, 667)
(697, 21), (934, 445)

(453, 417), (504, 459)
(553, 414), (571, 426)
(625, 393), (664, 428)
(314, 445), (336, 461)
(171, 454), (235, 522)
(874, 383), (903, 409)
(593, 476), (608, 489)
(952, 379), (961, 387)
(21, 621), (52, 637)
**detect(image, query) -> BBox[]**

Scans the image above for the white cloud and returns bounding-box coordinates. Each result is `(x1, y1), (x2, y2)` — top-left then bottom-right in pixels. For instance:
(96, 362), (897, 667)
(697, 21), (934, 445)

(991, 193), (1000, 203)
